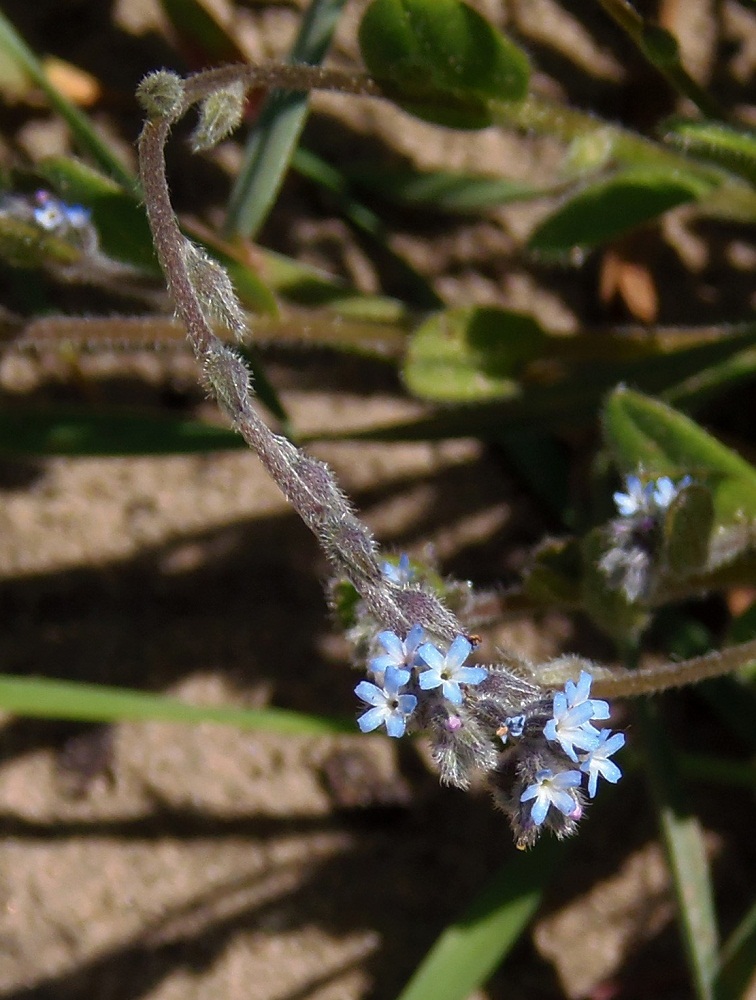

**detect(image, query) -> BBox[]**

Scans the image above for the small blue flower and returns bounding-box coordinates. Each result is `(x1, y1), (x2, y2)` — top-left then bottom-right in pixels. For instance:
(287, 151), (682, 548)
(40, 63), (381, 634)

(355, 665), (417, 738)
(652, 474), (692, 511)
(382, 552), (413, 586)
(613, 474), (655, 517)
(520, 768), (583, 826)
(564, 671), (610, 722)
(544, 672), (607, 762)
(417, 636), (488, 705)
(369, 624), (425, 677)
(579, 729), (625, 797)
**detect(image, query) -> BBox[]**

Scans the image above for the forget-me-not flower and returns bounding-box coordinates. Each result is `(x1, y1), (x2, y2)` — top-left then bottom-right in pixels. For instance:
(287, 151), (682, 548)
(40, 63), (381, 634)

(355, 665), (417, 738)
(382, 552), (413, 586)
(416, 636), (488, 705)
(544, 672), (605, 761)
(613, 474), (656, 518)
(369, 625), (424, 678)
(520, 768), (583, 826)
(579, 729), (625, 797)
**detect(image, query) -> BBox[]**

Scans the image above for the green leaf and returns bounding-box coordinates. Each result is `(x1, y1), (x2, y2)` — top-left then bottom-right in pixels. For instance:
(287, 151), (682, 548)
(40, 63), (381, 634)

(663, 484), (715, 576)
(715, 899), (756, 1000)
(0, 674), (349, 735)
(346, 164), (551, 212)
(638, 700), (719, 1000)
(0, 407), (245, 456)
(528, 169), (709, 258)
(224, 0), (347, 238)
(664, 119), (756, 187)
(158, 0), (249, 63)
(397, 839), (562, 1000)
(0, 213), (84, 269)
(603, 387), (756, 526)
(404, 307), (547, 402)
(0, 10), (135, 191)
(359, 0), (529, 129)
(37, 157), (160, 272)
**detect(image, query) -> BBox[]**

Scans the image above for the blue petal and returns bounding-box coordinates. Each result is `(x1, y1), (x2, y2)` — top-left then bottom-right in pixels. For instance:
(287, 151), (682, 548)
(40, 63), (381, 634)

(445, 635), (472, 669)
(369, 654), (395, 674)
(455, 666), (488, 686)
(397, 694), (418, 715)
(384, 665), (410, 694)
(550, 789), (577, 815)
(355, 680), (384, 706)
(441, 680), (463, 705)
(417, 642), (444, 671)
(357, 707), (385, 733)
(385, 713), (407, 738)
(378, 631), (403, 660)
(418, 670), (442, 691)
(530, 796), (549, 826)
(589, 699), (610, 720)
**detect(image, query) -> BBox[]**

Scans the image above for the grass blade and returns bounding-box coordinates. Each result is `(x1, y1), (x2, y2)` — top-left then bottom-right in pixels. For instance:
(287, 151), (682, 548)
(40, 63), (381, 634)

(0, 674), (350, 735)
(0, 10), (136, 191)
(638, 700), (719, 1000)
(224, 0), (347, 238)
(715, 900), (756, 1000)
(397, 839), (562, 1000)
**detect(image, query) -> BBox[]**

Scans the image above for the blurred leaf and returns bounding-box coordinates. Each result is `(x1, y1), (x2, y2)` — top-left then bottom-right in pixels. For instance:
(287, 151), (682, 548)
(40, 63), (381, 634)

(663, 484), (715, 576)
(638, 700), (719, 1000)
(523, 537), (583, 607)
(581, 527), (649, 640)
(715, 899), (756, 1000)
(0, 10), (135, 191)
(37, 157), (159, 272)
(397, 839), (562, 1000)
(528, 169), (710, 257)
(603, 387), (756, 526)
(224, 0), (347, 238)
(404, 307), (547, 402)
(158, 0), (248, 64)
(359, 0), (529, 129)
(0, 407), (245, 456)
(346, 164), (552, 212)
(292, 146), (442, 309)
(38, 157), (280, 315)
(314, 327), (756, 439)
(0, 214), (83, 269)
(0, 674), (349, 735)
(664, 119), (756, 187)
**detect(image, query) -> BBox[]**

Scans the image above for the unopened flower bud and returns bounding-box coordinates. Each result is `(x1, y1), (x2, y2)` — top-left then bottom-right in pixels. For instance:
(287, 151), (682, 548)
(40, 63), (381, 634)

(191, 82), (246, 151)
(136, 70), (185, 122)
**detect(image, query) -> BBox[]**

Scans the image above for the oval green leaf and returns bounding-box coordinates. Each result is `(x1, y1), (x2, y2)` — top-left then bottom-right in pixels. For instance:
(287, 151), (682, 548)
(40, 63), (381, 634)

(359, 0), (529, 129)
(603, 387), (756, 527)
(404, 306), (546, 402)
(528, 169), (709, 258)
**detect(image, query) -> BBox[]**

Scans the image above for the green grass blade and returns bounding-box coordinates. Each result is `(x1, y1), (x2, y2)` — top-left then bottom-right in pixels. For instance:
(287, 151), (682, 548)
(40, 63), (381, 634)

(0, 674), (350, 735)
(638, 700), (719, 1000)
(397, 839), (562, 1000)
(715, 900), (756, 1000)
(224, 0), (347, 238)
(0, 407), (245, 456)
(0, 10), (136, 191)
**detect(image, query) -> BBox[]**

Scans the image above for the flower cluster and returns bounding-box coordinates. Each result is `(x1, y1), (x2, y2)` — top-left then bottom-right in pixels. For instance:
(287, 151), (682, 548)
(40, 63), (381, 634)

(599, 473), (693, 602)
(350, 557), (625, 848)
(0, 189), (92, 238)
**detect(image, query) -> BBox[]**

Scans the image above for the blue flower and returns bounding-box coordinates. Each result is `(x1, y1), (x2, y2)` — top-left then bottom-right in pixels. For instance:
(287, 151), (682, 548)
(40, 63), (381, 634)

(520, 768), (583, 826)
(652, 474), (692, 511)
(544, 671), (607, 761)
(382, 552), (413, 586)
(417, 636), (488, 705)
(564, 671), (610, 722)
(613, 474), (655, 517)
(355, 665), (417, 738)
(369, 625), (424, 677)
(579, 729), (625, 797)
